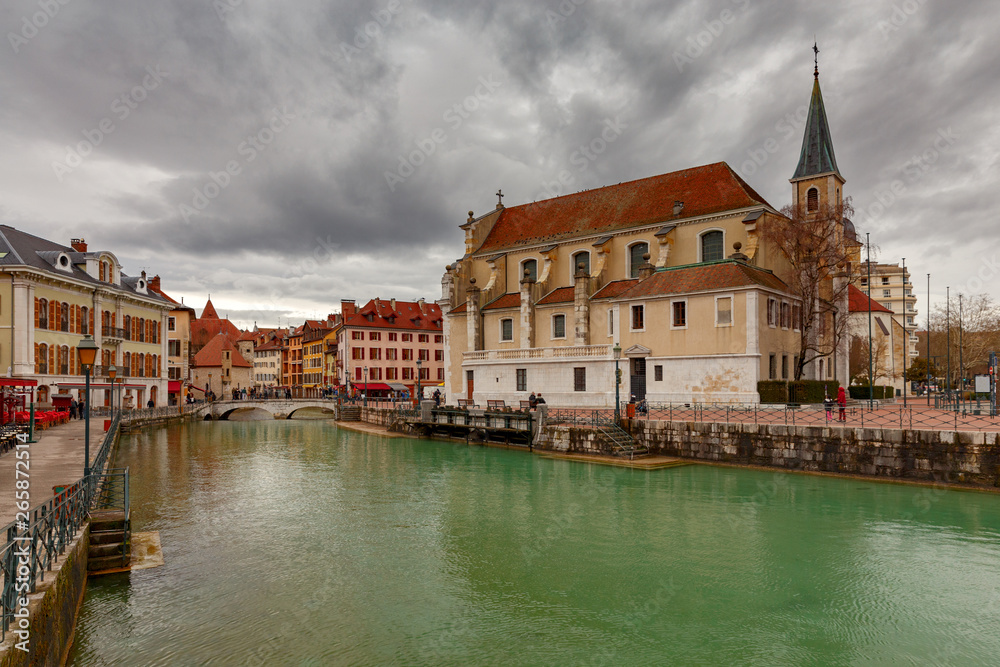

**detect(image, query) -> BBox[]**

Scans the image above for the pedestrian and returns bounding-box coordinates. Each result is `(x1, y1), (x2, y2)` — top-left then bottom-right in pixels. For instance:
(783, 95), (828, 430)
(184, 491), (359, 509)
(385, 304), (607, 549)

(824, 394), (834, 421)
(535, 393), (546, 405)
(70, 398), (78, 419)
(528, 392), (537, 409)
(433, 389), (441, 406)
(147, 398), (154, 409)
(837, 386), (847, 422)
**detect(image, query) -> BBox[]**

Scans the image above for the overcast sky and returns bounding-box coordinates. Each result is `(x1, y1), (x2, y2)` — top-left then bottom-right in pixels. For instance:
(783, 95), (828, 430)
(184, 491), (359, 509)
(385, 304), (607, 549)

(3, 0), (998, 329)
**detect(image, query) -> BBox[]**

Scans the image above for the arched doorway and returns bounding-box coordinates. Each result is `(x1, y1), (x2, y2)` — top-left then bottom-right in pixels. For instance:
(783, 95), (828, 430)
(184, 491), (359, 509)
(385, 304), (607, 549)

(150, 386), (158, 407)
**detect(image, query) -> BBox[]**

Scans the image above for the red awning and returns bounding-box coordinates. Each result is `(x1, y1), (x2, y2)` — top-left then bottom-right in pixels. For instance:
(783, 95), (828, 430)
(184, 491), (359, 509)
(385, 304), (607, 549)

(168, 381), (181, 392)
(0, 378), (38, 387)
(355, 382), (392, 392)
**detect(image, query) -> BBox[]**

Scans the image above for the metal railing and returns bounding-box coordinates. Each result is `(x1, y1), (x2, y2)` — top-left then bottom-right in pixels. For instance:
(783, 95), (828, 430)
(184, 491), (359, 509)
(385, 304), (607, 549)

(1, 413), (124, 641)
(548, 401), (1000, 433)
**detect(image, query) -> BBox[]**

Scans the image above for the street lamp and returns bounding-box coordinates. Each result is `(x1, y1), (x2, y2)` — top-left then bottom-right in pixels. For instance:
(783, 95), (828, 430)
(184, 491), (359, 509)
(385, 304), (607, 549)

(613, 343), (622, 422)
(416, 358), (423, 405)
(363, 366), (368, 409)
(108, 364), (117, 419)
(76, 335), (99, 478)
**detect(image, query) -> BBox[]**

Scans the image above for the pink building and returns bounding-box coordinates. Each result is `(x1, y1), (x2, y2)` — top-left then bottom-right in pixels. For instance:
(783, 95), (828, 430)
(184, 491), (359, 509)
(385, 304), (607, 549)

(337, 298), (444, 398)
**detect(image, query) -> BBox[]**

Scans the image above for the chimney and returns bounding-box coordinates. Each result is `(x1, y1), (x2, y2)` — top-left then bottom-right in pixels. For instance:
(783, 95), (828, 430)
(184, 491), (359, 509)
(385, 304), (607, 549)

(141, 270), (147, 282)
(341, 299), (356, 317)
(673, 201), (684, 216)
(417, 298), (425, 314)
(390, 298), (396, 312)
(71, 238), (87, 252)
(149, 274), (161, 292)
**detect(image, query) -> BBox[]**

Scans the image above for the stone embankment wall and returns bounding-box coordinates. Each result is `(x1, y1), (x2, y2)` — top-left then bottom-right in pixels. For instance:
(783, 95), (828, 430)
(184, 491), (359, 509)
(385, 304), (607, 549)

(0, 529), (90, 667)
(537, 420), (1000, 487)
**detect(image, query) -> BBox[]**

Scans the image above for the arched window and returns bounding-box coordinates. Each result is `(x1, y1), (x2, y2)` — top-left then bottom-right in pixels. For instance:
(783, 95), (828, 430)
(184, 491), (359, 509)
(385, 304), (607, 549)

(521, 258), (537, 282)
(123, 352), (131, 376)
(138, 353), (146, 377)
(38, 298), (49, 329)
(60, 302), (70, 331)
(59, 345), (69, 374)
(138, 318), (145, 342)
(38, 344), (49, 374)
(572, 251), (590, 277)
(629, 242), (649, 279)
(124, 315), (132, 340)
(807, 187), (819, 213)
(81, 307), (89, 335)
(700, 230), (724, 262)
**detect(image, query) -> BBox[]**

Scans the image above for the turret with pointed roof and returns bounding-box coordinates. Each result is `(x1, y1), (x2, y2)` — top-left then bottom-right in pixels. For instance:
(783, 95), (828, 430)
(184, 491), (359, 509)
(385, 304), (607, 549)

(790, 44), (845, 215)
(201, 298), (219, 320)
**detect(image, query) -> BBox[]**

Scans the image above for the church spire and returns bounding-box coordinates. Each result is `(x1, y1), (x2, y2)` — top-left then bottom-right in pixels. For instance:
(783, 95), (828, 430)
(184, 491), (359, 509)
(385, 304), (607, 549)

(792, 44), (841, 181)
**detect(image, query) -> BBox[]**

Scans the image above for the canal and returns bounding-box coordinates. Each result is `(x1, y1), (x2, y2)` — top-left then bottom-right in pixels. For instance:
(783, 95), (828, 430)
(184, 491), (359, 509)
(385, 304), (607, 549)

(68, 420), (1000, 665)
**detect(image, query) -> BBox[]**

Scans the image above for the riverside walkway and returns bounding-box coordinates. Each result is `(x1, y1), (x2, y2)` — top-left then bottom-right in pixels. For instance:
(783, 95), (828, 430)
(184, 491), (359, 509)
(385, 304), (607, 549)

(0, 419), (108, 527)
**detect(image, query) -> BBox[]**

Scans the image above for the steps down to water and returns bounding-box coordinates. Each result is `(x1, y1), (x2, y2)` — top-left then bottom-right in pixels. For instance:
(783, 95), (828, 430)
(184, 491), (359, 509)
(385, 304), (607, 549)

(88, 510), (131, 573)
(597, 422), (648, 459)
(339, 406), (362, 422)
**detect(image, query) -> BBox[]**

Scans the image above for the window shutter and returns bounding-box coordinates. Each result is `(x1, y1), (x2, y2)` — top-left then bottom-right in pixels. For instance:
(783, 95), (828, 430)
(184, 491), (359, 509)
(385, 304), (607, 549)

(49, 345), (55, 375)
(89, 308), (94, 334)
(54, 301), (60, 330)
(35, 299), (40, 329)
(34, 344), (40, 373)
(49, 300), (55, 330)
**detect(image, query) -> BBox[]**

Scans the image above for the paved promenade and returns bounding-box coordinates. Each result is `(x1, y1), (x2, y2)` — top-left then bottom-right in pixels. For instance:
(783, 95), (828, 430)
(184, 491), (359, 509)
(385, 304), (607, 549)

(0, 418), (108, 528)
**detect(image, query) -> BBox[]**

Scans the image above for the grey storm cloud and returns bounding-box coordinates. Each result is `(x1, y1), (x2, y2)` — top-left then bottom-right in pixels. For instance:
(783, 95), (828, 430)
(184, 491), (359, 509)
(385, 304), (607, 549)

(3, 0), (999, 325)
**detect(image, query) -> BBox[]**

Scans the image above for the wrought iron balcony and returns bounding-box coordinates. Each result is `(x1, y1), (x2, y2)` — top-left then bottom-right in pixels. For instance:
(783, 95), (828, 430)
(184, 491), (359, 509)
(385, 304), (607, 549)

(102, 326), (128, 342)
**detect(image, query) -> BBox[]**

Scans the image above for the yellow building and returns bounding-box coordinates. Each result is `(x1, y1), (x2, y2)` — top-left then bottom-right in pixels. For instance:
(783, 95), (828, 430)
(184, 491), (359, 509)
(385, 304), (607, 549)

(1, 228), (172, 407)
(149, 275), (196, 405)
(439, 67), (852, 405)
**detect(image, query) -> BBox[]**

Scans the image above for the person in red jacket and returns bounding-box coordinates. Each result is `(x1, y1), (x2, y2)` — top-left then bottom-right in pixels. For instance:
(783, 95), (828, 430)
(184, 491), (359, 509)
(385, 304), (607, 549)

(837, 386), (847, 422)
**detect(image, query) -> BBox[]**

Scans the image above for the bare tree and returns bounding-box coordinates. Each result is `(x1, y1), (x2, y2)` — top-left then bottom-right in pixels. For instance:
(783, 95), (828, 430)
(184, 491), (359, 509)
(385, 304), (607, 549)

(759, 198), (858, 380)
(849, 329), (898, 386)
(929, 292), (1000, 385)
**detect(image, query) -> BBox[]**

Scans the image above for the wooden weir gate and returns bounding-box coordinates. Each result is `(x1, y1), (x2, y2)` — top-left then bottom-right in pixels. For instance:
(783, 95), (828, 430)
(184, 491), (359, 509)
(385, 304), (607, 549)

(393, 404), (535, 447)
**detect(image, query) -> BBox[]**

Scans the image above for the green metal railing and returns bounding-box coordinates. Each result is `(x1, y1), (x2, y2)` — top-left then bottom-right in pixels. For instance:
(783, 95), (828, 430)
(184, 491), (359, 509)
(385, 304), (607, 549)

(1, 413), (124, 641)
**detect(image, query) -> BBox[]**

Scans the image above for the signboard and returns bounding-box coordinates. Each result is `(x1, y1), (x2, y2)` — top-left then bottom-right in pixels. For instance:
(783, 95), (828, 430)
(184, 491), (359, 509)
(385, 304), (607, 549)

(975, 374), (990, 394)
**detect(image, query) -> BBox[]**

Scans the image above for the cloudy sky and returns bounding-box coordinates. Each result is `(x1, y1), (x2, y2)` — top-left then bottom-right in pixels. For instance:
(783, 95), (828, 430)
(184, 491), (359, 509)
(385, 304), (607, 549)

(3, 0), (998, 328)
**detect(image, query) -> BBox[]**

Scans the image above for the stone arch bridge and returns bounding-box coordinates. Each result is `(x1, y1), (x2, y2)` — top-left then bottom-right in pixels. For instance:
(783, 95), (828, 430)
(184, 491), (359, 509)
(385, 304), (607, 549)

(195, 399), (338, 421)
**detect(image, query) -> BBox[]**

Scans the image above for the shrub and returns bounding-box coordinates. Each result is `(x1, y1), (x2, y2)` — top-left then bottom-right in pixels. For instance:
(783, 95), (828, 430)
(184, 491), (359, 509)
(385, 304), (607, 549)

(788, 380), (841, 404)
(757, 381), (788, 403)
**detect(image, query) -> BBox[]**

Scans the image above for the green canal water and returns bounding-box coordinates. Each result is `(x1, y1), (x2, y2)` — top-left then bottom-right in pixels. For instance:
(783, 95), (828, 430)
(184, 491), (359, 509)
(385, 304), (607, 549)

(68, 420), (1000, 666)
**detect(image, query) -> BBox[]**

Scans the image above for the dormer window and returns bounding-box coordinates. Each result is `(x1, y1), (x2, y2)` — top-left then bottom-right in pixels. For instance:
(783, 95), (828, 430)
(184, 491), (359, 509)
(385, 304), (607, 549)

(521, 258), (537, 282)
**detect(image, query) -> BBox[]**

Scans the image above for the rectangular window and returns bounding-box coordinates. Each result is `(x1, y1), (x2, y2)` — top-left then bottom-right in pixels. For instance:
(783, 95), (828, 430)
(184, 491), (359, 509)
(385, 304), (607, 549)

(386, 367), (397, 380)
(716, 297), (732, 326)
(402, 333), (413, 342)
(386, 348), (397, 360)
(780, 302), (791, 329)
(860, 278), (868, 286)
(388, 332), (397, 341)
(437, 368), (444, 380)
(419, 368), (429, 380)
(573, 367), (586, 392)
(769, 354), (777, 380)
(881, 276), (890, 285)
(168, 317), (176, 331)
(352, 331), (363, 340)
(168, 340), (181, 356)
(654, 365), (663, 382)
(369, 348), (381, 360)
(418, 349), (429, 361)
(435, 350), (443, 361)
(419, 334), (429, 343)
(402, 349), (413, 361)
(516, 368), (527, 392)
(672, 301), (686, 328)
(435, 335), (443, 343)
(168, 367), (181, 380)
(369, 332), (380, 340)
(631, 305), (644, 331)
(767, 298), (778, 327)
(792, 304), (801, 331)
(352, 348), (364, 360)
(402, 367), (413, 380)
(500, 318), (513, 341)
(781, 355), (788, 380)
(552, 314), (566, 339)
(883, 289), (892, 298)
(370, 367), (382, 381)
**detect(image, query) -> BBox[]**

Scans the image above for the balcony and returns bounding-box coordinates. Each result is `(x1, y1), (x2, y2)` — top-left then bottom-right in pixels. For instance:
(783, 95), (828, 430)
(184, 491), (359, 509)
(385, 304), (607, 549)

(101, 326), (128, 342)
(463, 344), (613, 363)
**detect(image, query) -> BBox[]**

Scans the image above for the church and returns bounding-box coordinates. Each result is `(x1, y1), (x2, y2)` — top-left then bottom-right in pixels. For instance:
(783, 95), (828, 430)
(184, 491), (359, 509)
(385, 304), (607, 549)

(439, 56), (857, 406)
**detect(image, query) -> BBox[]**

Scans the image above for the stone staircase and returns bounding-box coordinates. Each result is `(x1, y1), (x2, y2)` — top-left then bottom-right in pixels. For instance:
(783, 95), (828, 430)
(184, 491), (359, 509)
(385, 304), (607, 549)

(339, 405), (362, 422)
(596, 421), (648, 459)
(88, 510), (131, 573)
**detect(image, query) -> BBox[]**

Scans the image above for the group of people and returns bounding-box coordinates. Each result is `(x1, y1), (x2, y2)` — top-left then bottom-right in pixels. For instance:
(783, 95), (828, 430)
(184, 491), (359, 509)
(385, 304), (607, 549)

(68, 397), (86, 419)
(527, 392), (547, 409)
(824, 386), (849, 422)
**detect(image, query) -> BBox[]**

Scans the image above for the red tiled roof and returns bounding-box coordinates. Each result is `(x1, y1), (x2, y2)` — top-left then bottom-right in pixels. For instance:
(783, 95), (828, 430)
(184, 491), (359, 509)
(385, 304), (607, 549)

(482, 293), (521, 310)
(191, 316), (242, 351)
(342, 298), (443, 331)
(201, 298), (219, 319)
(591, 279), (639, 300)
(537, 287), (575, 305)
(193, 334), (253, 368)
(616, 261), (788, 299)
(450, 302), (467, 314)
(475, 162), (771, 253)
(848, 285), (893, 313)
(237, 330), (258, 341)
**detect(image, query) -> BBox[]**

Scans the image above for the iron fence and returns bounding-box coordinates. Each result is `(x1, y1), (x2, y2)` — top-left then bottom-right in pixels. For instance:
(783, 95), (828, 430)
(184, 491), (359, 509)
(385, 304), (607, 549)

(1, 414), (124, 641)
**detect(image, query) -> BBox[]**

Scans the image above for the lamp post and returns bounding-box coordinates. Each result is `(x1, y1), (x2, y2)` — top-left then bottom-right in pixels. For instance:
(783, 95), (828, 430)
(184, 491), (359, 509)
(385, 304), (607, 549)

(416, 358), (423, 405)
(613, 342), (622, 422)
(76, 335), (99, 478)
(108, 365), (117, 420)
(901, 257), (907, 407)
(363, 366), (368, 409)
